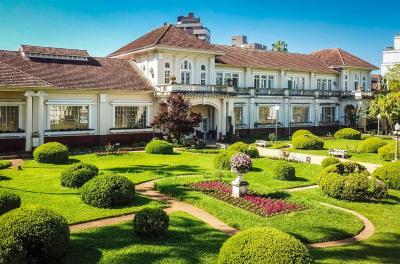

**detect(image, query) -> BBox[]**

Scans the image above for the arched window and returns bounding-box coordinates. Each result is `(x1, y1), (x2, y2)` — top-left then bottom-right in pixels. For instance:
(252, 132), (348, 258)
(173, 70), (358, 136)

(200, 65), (206, 85)
(180, 59), (192, 84)
(164, 62), (170, 84)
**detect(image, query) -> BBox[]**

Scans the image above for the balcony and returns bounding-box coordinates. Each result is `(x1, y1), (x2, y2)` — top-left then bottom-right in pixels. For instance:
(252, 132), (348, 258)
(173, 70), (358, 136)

(354, 91), (375, 99)
(156, 84), (234, 94)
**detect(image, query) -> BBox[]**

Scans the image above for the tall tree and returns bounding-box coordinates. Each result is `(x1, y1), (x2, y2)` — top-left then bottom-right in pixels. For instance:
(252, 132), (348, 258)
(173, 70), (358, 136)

(385, 64), (400, 91)
(151, 93), (202, 143)
(368, 92), (400, 131)
(272, 40), (288, 52)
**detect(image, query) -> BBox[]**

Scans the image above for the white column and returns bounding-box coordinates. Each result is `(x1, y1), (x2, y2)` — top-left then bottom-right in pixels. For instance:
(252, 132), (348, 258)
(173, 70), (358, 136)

(37, 91), (47, 145)
(229, 101), (235, 134)
(24, 91), (34, 151)
(249, 97), (255, 129)
(221, 99), (227, 135)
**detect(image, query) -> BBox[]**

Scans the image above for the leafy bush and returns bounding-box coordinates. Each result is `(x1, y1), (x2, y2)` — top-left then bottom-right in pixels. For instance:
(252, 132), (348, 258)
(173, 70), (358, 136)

(0, 160), (12, 170)
(369, 177), (389, 199)
(0, 190), (21, 215)
(334, 128), (361, 140)
(133, 207), (169, 237)
(292, 134), (324, 150)
(33, 142), (69, 164)
(81, 175), (135, 208)
(341, 173), (370, 201)
(213, 151), (238, 170)
(218, 227), (313, 264)
(378, 142), (396, 161)
(60, 163), (99, 188)
(321, 156), (341, 168)
(145, 140), (173, 154)
(372, 162), (400, 189)
(273, 161), (295, 181)
(357, 137), (388, 153)
(320, 161), (367, 178)
(0, 207), (69, 263)
(292, 129), (313, 139)
(247, 145), (259, 158)
(228, 142), (259, 158)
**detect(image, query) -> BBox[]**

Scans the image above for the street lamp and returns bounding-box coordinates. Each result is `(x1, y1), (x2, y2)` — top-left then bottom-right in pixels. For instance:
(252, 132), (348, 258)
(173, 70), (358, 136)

(274, 105), (280, 146)
(394, 123), (400, 161)
(377, 114), (381, 136)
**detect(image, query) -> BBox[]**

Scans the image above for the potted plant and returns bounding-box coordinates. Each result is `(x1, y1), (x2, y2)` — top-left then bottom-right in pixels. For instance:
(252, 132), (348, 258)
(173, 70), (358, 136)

(230, 153), (252, 198)
(170, 75), (177, 84)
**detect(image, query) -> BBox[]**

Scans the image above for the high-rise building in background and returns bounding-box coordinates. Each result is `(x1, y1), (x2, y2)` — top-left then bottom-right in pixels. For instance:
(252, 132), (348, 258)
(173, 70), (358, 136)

(175, 12), (211, 43)
(231, 35), (267, 50)
(382, 34), (400, 75)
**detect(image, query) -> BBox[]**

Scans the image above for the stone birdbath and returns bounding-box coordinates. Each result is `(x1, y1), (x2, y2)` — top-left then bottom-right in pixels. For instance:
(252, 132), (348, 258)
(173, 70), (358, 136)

(230, 153), (252, 198)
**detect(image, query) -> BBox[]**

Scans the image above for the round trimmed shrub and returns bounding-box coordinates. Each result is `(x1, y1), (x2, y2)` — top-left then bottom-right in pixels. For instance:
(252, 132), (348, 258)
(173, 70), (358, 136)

(218, 227), (313, 264)
(213, 151), (237, 170)
(369, 177), (388, 199)
(0, 190), (21, 215)
(0, 160), (12, 170)
(321, 156), (341, 168)
(60, 163), (99, 188)
(334, 128), (361, 140)
(33, 142), (69, 164)
(320, 161), (367, 178)
(0, 207), (69, 263)
(246, 145), (259, 158)
(292, 134), (324, 150)
(378, 142), (396, 161)
(273, 161), (295, 181)
(292, 129), (313, 139)
(356, 137), (388, 153)
(372, 162), (400, 189)
(145, 139), (173, 154)
(133, 207), (169, 237)
(227, 142), (259, 158)
(341, 172), (370, 201)
(81, 175), (135, 208)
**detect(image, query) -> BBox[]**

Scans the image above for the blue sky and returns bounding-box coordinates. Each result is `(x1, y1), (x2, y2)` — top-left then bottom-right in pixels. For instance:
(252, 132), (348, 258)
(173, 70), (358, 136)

(0, 0), (399, 72)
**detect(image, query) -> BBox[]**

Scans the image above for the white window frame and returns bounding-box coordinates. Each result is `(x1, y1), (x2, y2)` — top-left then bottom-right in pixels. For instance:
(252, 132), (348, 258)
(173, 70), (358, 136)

(164, 61), (171, 84)
(200, 64), (206, 85)
(110, 101), (153, 132)
(180, 59), (192, 84)
(0, 102), (25, 137)
(291, 105), (311, 124)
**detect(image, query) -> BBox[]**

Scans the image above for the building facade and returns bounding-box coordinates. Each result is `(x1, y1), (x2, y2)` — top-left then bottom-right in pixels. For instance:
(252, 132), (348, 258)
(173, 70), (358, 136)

(382, 34), (400, 75)
(0, 24), (378, 152)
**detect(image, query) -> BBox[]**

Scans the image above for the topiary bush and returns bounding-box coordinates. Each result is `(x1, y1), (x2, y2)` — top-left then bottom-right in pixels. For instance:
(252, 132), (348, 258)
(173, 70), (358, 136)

(227, 142), (259, 158)
(0, 206), (69, 264)
(272, 161), (295, 181)
(218, 227), (313, 264)
(378, 142), (396, 161)
(246, 145), (259, 158)
(292, 134), (324, 150)
(133, 207), (169, 237)
(334, 128), (361, 140)
(0, 190), (21, 215)
(321, 156), (341, 168)
(320, 161), (367, 178)
(33, 142), (69, 164)
(81, 175), (135, 208)
(0, 160), (12, 170)
(292, 129), (313, 139)
(356, 137), (388, 153)
(213, 151), (238, 170)
(145, 139), (173, 154)
(372, 162), (400, 189)
(60, 163), (99, 188)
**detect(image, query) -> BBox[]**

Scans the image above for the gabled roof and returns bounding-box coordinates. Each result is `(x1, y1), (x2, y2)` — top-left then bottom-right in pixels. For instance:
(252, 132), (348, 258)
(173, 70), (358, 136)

(0, 49), (154, 91)
(20, 45), (89, 57)
(109, 24), (221, 57)
(215, 45), (337, 74)
(311, 48), (378, 70)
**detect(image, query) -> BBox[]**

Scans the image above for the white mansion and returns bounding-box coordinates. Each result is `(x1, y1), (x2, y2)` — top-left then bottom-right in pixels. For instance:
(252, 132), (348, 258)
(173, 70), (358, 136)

(0, 23), (378, 152)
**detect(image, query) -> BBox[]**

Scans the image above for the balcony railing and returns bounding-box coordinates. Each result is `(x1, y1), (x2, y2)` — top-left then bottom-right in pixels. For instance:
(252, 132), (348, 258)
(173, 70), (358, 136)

(156, 84), (233, 94)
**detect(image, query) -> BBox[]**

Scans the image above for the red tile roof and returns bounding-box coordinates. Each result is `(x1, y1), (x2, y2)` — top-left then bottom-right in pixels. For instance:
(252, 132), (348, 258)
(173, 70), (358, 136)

(215, 45), (337, 74)
(311, 48), (378, 70)
(109, 24), (221, 57)
(21, 45), (89, 57)
(0, 50), (154, 91)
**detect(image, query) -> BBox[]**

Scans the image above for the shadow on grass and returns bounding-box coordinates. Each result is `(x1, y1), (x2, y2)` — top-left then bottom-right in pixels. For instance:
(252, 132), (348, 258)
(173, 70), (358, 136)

(62, 214), (228, 264)
(0, 175), (11, 181)
(0, 186), (79, 196)
(105, 164), (203, 177)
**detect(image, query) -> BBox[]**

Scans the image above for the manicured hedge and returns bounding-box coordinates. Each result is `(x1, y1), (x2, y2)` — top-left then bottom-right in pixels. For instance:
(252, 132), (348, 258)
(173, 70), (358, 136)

(378, 142), (396, 161)
(357, 137), (388, 153)
(218, 227), (313, 264)
(273, 161), (295, 181)
(0, 160), (12, 170)
(334, 128), (361, 140)
(0, 190), (21, 215)
(60, 163), (99, 188)
(321, 156), (341, 169)
(213, 151), (238, 170)
(292, 129), (313, 139)
(372, 162), (400, 189)
(0, 207), (69, 264)
(292, 134), (324, 150)
(81, 175), (135, 208)
(133, 207), (169, 237)
(246, 145), (260, 158)
(320, 161), (367, 178)
(227, 142), (259, 158)
(145, 140), (173, 154)
(33, 142), (69, 164)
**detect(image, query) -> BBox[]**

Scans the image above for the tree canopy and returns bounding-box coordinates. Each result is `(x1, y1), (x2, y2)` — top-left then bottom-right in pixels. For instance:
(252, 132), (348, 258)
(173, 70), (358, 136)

(368, 92), (400, 131)
(385, 64), (400, 91)
(272, 40), (288, 52)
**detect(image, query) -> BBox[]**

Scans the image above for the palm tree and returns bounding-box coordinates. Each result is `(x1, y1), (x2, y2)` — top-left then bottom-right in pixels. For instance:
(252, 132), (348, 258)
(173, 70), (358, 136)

(272, 40), (288, 52)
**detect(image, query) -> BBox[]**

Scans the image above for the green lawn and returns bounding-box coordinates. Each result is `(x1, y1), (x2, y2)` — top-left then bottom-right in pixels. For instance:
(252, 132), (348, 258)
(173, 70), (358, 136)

(62, 212), (228, 264)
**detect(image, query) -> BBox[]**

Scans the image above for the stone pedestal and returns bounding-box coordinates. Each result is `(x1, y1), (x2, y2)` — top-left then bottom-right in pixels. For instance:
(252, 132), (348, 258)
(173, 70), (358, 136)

(231, 172), (249, 198)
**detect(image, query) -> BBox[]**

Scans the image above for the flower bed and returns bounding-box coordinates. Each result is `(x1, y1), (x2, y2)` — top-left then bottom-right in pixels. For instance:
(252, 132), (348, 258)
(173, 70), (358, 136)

(189, 181), (303, 217)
